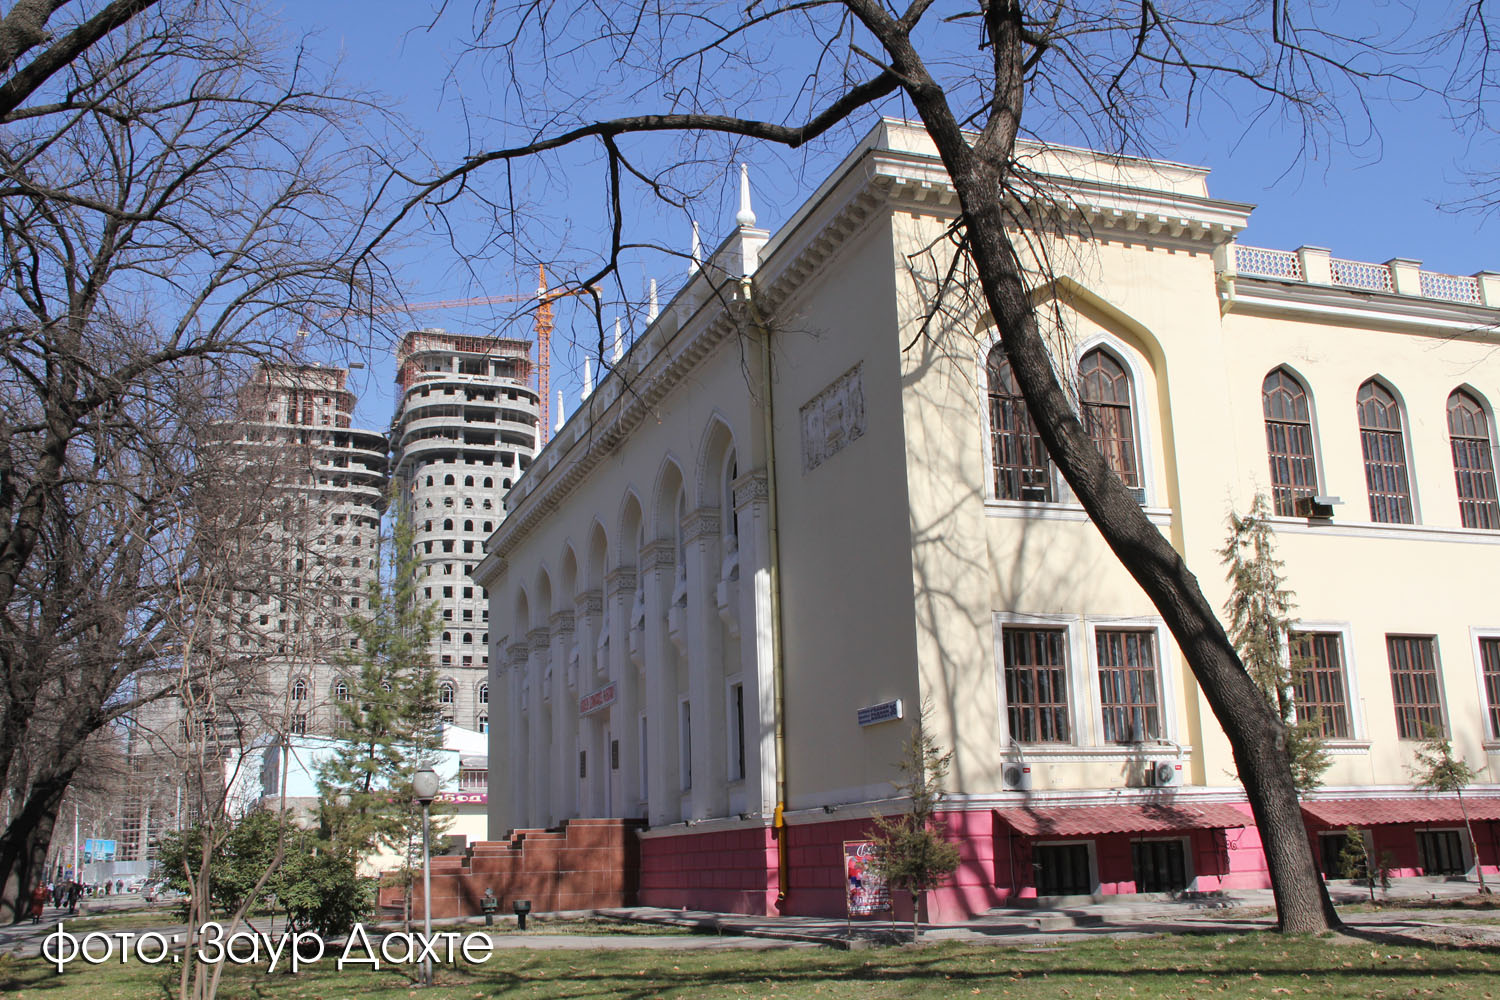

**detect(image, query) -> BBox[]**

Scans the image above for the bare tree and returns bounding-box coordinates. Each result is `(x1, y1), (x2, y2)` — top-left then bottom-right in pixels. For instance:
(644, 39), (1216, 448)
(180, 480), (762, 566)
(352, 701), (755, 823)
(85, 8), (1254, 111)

(384, 0), (1490, 933)
(0, 1), (401, 920)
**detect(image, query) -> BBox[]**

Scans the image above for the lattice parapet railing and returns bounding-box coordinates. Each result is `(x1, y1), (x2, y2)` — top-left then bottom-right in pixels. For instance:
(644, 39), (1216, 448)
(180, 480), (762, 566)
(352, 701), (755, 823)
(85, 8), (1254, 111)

(1329, 257), (1394, 292)
(1232, 245), (1303, 280)
(1227, 244), (1493, 307)
(1418, 270), (1483, 303)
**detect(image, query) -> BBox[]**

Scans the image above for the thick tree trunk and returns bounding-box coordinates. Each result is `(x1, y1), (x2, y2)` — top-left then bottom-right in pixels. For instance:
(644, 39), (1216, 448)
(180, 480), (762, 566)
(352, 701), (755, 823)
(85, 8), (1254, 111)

(844, 0), (1338, 934)
(0, 768), (71, 924)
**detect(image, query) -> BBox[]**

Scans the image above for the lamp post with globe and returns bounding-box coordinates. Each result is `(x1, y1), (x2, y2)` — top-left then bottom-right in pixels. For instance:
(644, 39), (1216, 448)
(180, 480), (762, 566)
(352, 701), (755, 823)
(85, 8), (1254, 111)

(412, 766), (440, 987)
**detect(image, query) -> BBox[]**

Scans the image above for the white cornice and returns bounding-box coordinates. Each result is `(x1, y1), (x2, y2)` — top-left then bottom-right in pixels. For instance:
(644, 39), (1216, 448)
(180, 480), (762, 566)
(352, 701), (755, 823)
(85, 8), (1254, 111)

(1221, 274), (1500, 337)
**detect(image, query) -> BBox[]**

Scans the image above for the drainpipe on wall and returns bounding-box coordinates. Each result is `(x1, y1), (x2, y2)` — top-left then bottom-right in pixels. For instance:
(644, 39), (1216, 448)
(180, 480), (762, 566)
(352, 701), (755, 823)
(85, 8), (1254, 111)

(742, 276), (789, 906)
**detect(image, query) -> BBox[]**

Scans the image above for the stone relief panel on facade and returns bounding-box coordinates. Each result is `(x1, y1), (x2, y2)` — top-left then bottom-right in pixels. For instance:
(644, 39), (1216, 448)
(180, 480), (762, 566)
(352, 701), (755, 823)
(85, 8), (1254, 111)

(800, 363), (866, 474)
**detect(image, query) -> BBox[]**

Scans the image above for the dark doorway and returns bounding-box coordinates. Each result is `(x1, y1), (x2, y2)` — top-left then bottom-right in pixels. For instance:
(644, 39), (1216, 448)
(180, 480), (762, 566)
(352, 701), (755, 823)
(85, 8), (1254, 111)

(1131, 839), (1189, 893)
(1034, 843), (1092, 895)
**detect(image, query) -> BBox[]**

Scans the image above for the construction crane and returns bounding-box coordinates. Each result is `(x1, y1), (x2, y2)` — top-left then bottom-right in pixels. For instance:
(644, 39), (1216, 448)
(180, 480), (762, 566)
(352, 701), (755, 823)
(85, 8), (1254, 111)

(349, 266), (590, 443)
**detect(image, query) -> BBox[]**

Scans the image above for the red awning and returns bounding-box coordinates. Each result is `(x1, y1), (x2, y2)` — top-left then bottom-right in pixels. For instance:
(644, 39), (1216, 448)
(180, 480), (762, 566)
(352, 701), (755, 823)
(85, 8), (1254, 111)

(996, 802), (1253, 837)
(1301, 796), (1500, 828)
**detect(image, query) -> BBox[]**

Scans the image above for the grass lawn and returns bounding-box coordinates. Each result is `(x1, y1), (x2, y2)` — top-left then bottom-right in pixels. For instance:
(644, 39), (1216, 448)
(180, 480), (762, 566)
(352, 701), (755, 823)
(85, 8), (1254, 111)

(3, 930), (1499, 999)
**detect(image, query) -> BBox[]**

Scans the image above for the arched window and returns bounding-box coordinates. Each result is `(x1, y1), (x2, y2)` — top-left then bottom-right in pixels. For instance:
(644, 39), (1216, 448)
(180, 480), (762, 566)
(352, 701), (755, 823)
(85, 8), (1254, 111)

(1357, 379), (1414, 523)
(444, 474), (455, 486)
(333, 680), (351, 702)
(425, 475), (434, 487)
(722, 449), (739, 545)
(986, 346), (1051, 501)
(462, 633), (472, 644)
(464, 520), (473, 532)
(1448, 388), (1499, 529)
(464, 475), (474, 487)
(443, 519), (454, 531)
(1262, 368), (1319, 516)
(290, 677), (307, 701)
(483, 477), (493, 488)
(1078, 348), (1139, 488)
(478, 683), (489, 705)
(439, 681), (455, 704)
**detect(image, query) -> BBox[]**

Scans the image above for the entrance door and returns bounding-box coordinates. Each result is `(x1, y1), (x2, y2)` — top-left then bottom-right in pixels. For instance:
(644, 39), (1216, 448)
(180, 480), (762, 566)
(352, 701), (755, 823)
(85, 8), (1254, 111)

(1033, 843), (1092, 896)
(1417, 829), (1465, 875)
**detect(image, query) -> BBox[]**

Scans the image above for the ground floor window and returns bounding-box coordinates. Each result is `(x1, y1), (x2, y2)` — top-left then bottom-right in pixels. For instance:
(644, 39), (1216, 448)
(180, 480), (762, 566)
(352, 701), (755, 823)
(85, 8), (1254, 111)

(1033, 842), (1092, 896)
(1131, 839), (1189, 893)
(1416, 829), (1466, 875)
(1318, 831), (1365, 879)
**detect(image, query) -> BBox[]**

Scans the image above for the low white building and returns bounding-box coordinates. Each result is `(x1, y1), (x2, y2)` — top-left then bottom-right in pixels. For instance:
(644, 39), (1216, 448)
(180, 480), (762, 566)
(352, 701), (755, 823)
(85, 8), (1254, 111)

(476, 119), (1500, 919)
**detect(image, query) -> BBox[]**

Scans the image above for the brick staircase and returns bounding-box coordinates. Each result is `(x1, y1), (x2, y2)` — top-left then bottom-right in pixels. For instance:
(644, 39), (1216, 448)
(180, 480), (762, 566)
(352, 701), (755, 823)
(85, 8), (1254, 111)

(380, 817), (646, 920)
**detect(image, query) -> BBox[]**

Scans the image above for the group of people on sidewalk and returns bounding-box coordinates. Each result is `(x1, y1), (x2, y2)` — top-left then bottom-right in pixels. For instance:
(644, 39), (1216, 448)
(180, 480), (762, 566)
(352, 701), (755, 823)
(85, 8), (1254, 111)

(27, 880), (88, 923)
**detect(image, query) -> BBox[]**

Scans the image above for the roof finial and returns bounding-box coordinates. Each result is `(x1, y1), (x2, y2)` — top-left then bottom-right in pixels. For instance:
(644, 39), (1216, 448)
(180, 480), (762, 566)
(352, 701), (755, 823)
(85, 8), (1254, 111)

(582, 357), (593, 400)
(554, 389), (565, 432)
(736, 163), (757, 227)
(611, 316), (624, 363)
(648, 278), (659, 320)
(689, 220), (701, 273)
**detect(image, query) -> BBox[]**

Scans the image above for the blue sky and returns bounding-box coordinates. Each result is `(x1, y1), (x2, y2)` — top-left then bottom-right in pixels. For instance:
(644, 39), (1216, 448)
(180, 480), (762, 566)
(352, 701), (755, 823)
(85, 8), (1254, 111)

(285, 2), (1497, 429)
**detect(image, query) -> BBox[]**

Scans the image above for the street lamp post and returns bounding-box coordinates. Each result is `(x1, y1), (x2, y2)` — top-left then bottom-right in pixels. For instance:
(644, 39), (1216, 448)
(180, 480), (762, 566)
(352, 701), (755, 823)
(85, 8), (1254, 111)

(411, 766), (440, 988)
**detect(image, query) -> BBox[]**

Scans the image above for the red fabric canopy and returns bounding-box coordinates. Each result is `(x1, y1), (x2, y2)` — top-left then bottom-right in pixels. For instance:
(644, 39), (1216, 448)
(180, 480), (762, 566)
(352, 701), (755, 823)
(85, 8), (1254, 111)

(996, 802), (1253, 837)
(1301, 796), (1500, 828)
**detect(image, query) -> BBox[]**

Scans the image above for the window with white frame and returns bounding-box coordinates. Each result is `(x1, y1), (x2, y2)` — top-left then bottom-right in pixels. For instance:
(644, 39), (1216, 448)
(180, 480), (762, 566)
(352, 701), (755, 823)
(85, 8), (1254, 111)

(1387, 635), (1444, 739)
(1262, 368), (1320, 516)
(1289, 631), (1352, 739)
(1479, 636), (1500, 740)
(986, 347), (1052, 501)
(1001, 626), (1070, 743)
(1078, 348), (1139, 488)
(1448, 389), (1499, 529)
(1095, 629), (1160, 743)
(1357, 379), (1415, 523)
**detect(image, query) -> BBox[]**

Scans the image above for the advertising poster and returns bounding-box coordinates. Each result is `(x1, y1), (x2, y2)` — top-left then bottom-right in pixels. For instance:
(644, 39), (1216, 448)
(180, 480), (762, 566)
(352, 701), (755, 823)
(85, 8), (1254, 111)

(843, 840), (891, 917)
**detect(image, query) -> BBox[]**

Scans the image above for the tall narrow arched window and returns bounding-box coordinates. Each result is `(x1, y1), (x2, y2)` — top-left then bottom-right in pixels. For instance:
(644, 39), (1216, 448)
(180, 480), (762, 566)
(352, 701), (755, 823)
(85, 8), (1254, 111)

(1448, 389), (1499, 529)
(1262, 368), (1319, 516)
(290, 677), (307, 701)
(986, 345), (1051, 501)
(333, 680), (351, 702)
(1078, 348), (1139, 488)
(438, 681), (455, 705)
(478, 683), (489, 705)
(1357, 379), (1414, 523)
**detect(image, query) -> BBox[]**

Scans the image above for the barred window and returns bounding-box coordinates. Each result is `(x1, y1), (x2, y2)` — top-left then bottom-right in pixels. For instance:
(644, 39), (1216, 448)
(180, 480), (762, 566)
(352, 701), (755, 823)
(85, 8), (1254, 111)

(1262, 369), (1319, 516)
(987, 347), (1051, 501)
(1480, 637), (1500, 740)
(1079, 349), (1139, 487)
(1357, 380), (1414, 523)
(1290, 631), (1351, 739)
(1096, 629), (1160, 743)
(1447, 389), (1499, 529)
(1002, 626), (1070, 742)
(1387, 635), (1444, 739)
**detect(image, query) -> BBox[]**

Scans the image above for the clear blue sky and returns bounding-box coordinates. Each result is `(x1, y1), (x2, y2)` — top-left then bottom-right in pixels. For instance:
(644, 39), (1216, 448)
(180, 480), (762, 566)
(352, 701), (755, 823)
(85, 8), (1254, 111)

(284, 2), (1496, 429)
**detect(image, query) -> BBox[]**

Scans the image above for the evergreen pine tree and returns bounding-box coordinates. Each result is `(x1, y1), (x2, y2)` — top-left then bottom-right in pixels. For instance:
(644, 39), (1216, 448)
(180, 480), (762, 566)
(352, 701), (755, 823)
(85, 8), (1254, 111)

(1219, 494), (1330, 793)
(317, 492), (445, 857)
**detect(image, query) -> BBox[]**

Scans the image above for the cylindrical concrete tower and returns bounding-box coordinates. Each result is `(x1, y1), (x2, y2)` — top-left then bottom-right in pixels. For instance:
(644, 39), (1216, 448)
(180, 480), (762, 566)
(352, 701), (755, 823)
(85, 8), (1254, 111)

(390, 329), (540, 734)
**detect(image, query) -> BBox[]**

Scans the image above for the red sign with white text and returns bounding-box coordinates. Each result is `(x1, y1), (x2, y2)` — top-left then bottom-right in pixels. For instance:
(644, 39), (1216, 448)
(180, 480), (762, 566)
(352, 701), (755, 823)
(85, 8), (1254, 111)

(579, 682), (617, 716)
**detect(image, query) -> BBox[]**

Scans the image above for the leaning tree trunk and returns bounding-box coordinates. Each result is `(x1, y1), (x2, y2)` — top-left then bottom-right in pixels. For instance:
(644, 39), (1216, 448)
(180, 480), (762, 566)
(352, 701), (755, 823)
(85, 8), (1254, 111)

(0, 769), (73, 924)
(843, 0), (1338, 934)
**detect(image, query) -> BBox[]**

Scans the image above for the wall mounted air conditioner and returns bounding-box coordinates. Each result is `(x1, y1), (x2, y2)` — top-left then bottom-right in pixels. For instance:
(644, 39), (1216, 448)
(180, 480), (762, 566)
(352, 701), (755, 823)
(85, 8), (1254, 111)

(1002, 762), (1032, 791)
(1147, 760), (1182, 787)
(1293, 495), (1341, 519)
(1127, 486), (1148, 505)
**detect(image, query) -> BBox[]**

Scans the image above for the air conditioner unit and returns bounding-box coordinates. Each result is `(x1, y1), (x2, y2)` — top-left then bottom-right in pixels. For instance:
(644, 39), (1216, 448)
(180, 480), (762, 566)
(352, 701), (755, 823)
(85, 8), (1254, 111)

(1292, 495), (1341, 519)
(1126, 486), (1148, 505)
(1147, 760), (1182, 787)
(1002, 762), (1032, 791)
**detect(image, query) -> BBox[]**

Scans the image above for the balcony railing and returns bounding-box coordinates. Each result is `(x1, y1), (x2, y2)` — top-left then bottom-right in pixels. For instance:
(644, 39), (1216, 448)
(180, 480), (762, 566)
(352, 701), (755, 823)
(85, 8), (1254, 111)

(1228, 244), (1495, 307)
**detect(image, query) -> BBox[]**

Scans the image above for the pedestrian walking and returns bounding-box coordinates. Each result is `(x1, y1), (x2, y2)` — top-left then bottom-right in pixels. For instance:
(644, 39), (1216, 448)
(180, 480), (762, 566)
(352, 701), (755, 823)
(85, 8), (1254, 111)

(29, 883), (47, 923)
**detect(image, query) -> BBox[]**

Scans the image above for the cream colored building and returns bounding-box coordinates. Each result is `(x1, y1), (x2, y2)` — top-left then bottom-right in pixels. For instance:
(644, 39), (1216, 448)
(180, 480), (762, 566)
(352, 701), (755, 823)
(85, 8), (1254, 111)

(475, 121), (1500, 918)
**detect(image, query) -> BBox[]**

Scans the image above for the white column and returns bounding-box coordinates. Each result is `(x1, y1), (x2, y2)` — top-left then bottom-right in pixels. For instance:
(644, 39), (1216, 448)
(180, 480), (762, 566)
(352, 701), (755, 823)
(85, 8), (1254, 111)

(683, 507), (727, 819)
(526, 626), (552, 826)
(506, 643), (530, 830)
(604, 567), (640, 816)
(574, 591), (604, 815)
(639, 540), (680, 826)
(733, 469), (776, 817)
(548, 611), (577, 824)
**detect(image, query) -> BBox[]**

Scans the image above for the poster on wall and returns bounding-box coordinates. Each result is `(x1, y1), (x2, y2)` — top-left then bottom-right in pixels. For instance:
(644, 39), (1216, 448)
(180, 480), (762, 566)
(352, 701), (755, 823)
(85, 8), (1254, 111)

(843, 840), (891, 917)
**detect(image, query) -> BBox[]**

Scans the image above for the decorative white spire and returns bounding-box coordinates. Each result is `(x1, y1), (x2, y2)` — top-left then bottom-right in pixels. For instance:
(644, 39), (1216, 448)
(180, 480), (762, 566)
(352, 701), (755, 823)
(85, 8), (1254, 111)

(611, 316), (624, 363)
(688, 220), (702, 273)
(554, 389), (565, 432)
(648, 278), (659, 320)
(582, 357), (593, 399)
(736, 163), (757, 227)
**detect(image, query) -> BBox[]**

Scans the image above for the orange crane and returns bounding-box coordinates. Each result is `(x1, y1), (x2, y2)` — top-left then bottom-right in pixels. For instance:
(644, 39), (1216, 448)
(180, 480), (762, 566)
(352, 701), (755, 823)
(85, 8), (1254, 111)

(358, 266), (590, 443)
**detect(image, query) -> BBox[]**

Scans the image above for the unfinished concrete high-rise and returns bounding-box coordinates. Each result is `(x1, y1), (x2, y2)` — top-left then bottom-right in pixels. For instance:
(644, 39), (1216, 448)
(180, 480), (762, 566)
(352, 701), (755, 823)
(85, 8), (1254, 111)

(389, 330), (540, 736)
